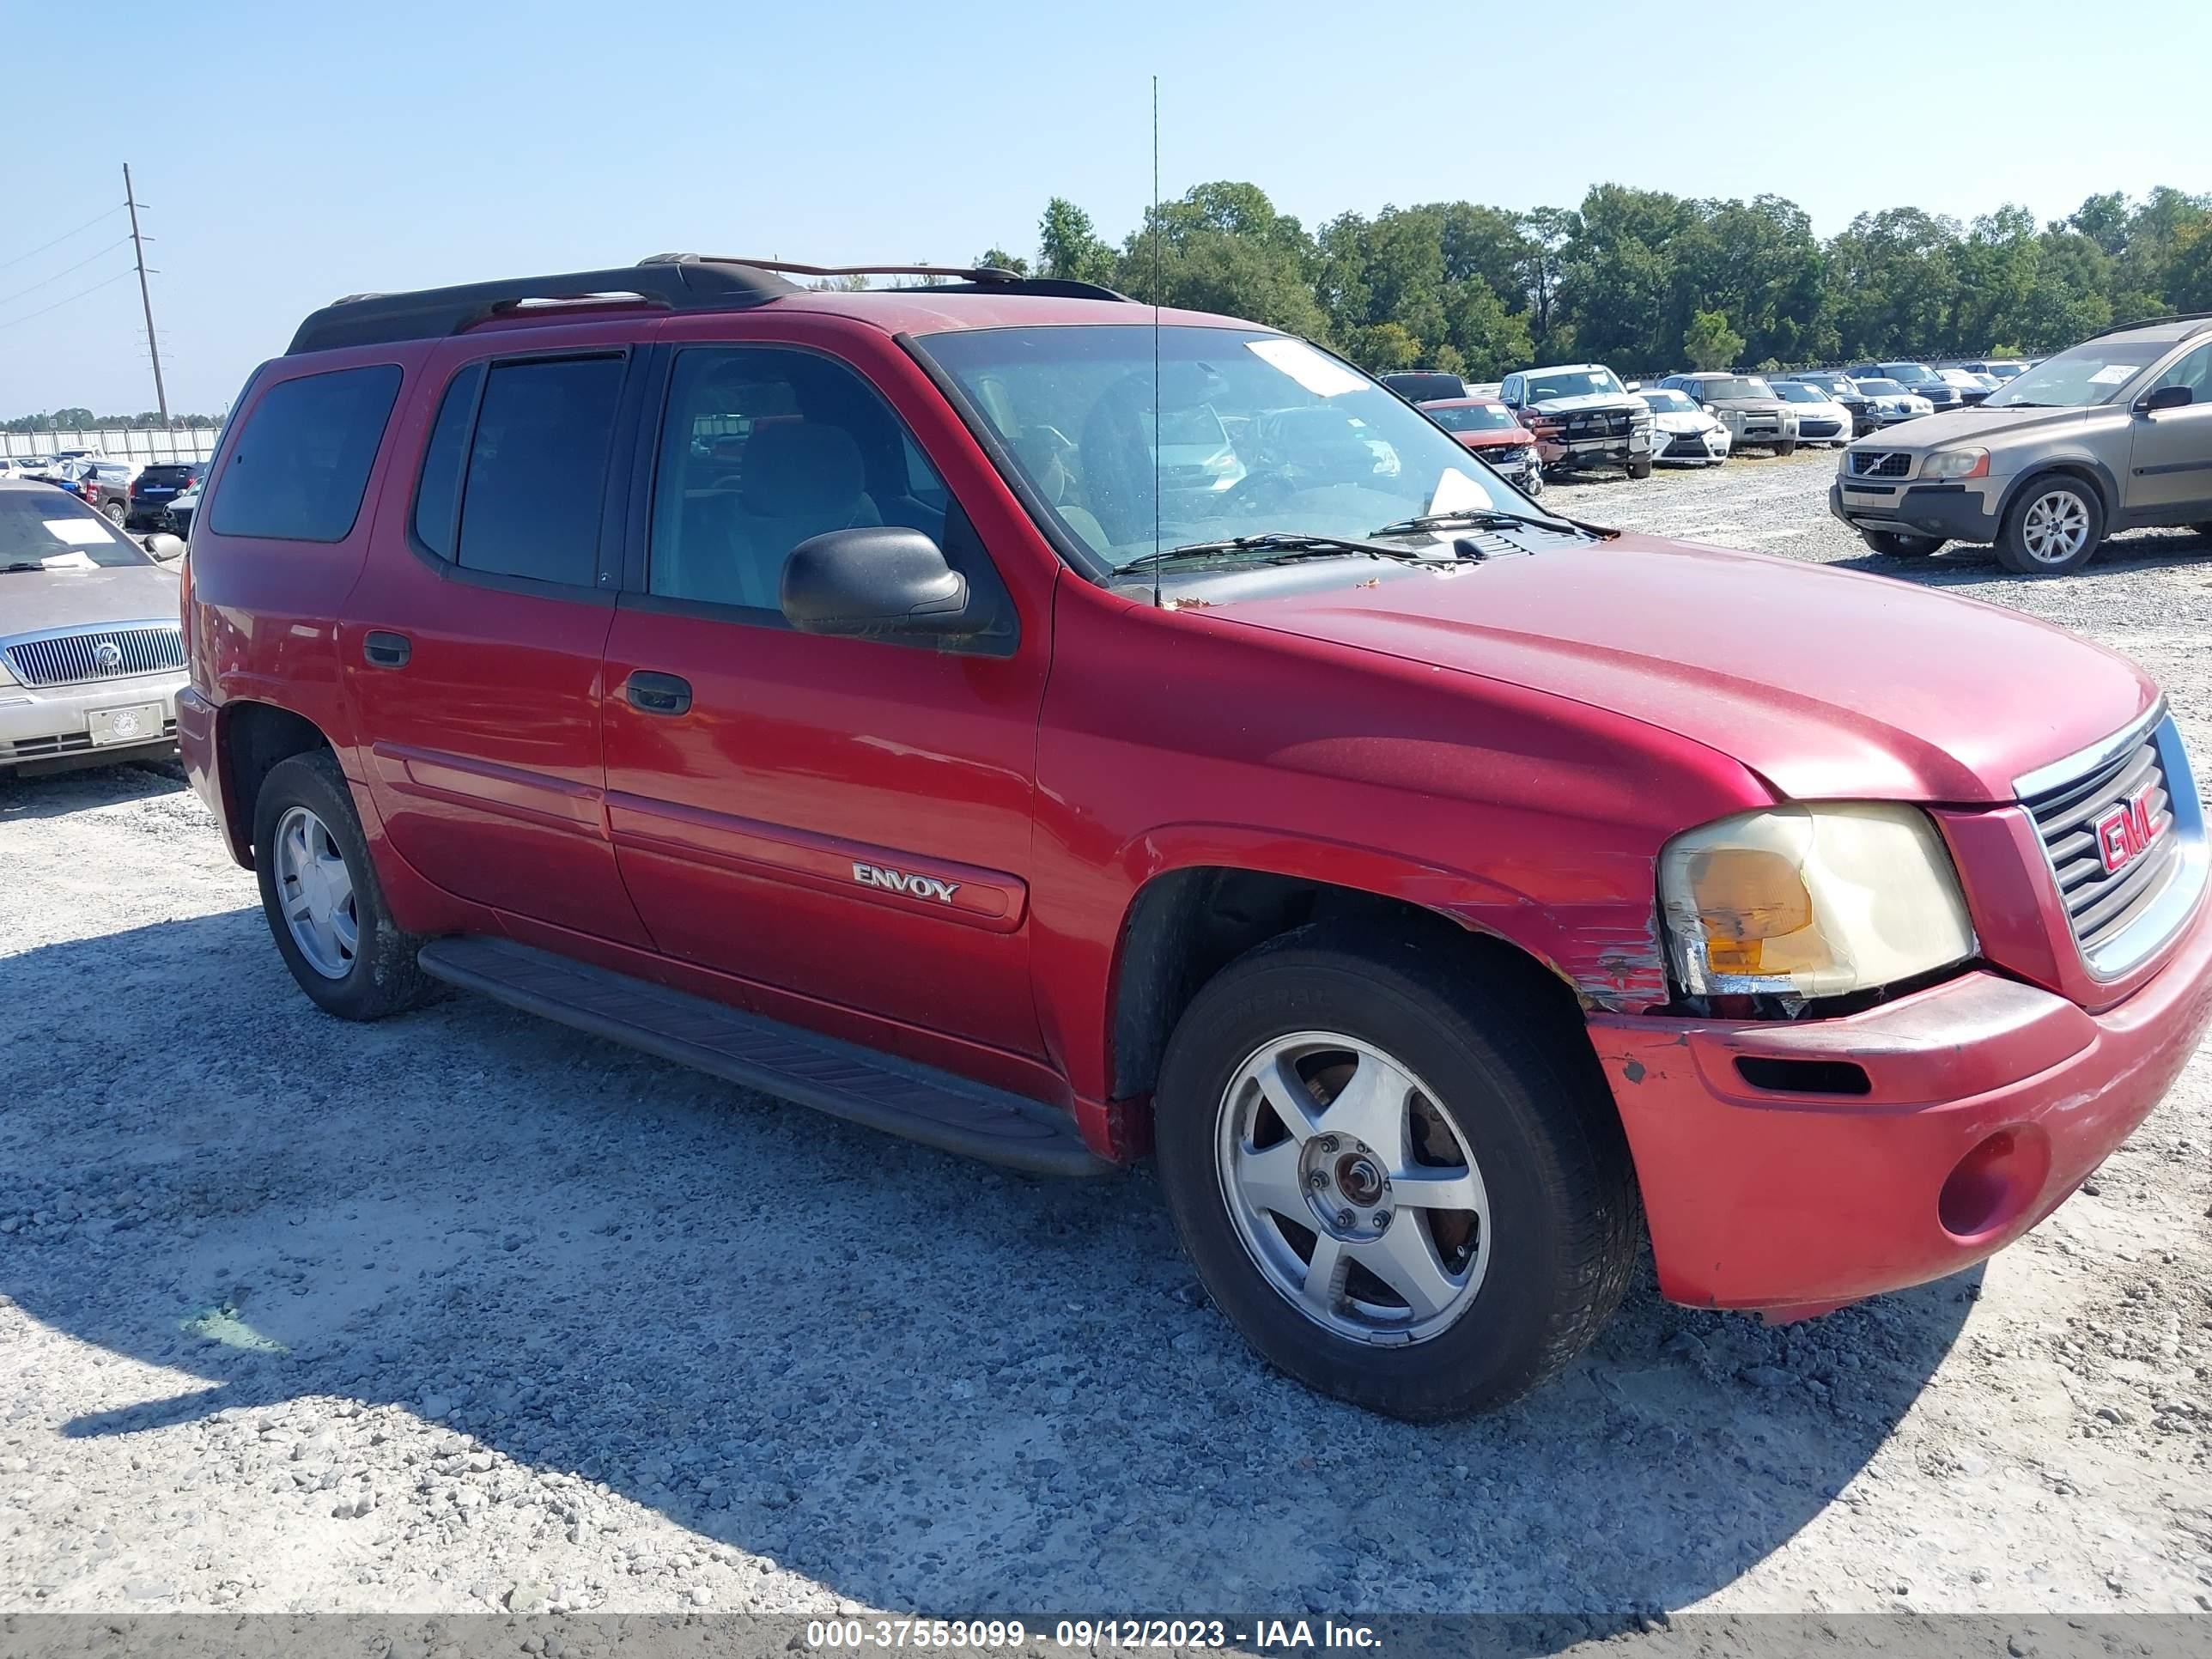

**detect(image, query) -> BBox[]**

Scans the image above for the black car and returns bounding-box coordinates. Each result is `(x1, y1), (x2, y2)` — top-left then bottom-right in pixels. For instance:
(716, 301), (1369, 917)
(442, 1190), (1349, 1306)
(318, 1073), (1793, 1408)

(127, 460), (207, 530)
(1782, 372), (1879, 437)
(1378, 369), (1468, 404)
(1846, 361), (1963, 413)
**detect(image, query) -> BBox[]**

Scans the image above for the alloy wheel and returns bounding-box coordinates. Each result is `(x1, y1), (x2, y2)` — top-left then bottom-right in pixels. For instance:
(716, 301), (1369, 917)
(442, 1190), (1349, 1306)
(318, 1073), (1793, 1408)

(1214, 1030), (1491, 1346)
(274, 805), (359, 980)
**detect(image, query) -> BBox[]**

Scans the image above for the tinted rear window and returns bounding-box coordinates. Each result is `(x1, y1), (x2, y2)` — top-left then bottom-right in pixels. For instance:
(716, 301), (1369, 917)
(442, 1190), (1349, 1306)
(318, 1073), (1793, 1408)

(208, 363), (403, 541)
(454, 356), (624, 586)
(140, 464), (200, 485)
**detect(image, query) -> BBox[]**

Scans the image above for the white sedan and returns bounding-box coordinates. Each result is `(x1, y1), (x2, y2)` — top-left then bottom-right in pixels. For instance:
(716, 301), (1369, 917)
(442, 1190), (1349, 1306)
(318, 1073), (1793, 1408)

(1632, 388), (1730, 465)
(1850, 377), (1936, 428)
(1767, 380), (1854, 447)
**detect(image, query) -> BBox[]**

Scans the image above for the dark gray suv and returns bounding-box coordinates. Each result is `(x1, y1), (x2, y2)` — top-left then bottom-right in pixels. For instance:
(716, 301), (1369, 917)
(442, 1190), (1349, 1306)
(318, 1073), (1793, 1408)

(1831, 315), (2212, 574)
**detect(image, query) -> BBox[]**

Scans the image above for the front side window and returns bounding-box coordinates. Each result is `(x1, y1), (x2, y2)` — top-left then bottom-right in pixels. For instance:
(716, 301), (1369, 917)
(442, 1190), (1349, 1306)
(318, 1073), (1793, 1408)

(207, 363), (402, 542)
(915, 325), (1535, 569)
(1984, 340), (2170, 410)
(2150, 342), (2212, 398)
(454, 356), (624, 586)
(647, 345), (1001, 629)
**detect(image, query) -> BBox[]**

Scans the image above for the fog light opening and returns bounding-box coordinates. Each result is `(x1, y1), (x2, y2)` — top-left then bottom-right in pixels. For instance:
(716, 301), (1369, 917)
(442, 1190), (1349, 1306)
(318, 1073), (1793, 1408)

(1937, 1127), (2051, 1242)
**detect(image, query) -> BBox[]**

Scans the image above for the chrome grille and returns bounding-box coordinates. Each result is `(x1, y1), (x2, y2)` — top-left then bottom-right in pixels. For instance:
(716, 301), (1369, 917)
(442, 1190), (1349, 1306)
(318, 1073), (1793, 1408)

(1850, 451), (1911, 477)
(2, 624), (185, 688)
(2020, 711), (2206, 976)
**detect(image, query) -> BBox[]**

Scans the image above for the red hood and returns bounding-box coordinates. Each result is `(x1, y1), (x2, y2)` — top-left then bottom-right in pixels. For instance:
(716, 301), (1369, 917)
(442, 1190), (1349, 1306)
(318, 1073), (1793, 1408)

(1218, 534), (2157, 803)
(1451, 427), (1533, 450)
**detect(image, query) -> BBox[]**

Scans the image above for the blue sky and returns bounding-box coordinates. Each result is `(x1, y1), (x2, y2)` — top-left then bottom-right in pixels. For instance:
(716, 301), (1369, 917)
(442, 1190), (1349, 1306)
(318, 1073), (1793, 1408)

(3, 0), (2205, 416)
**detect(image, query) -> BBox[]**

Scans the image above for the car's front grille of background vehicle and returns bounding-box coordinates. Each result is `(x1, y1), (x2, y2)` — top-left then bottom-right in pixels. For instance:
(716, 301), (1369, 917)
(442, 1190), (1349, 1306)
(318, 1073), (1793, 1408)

(1565, 411), (1630, 438)
(2022, 717), (2201, 970)
(2, 625), (185, 688)
(1850, 451), (1911, 477)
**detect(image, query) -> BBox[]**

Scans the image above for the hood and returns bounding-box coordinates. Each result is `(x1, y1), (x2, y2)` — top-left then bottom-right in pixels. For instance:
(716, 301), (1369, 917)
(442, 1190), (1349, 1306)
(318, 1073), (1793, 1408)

(1650, 411), (1717, 434)
(1854, 404), (2096, 450)
(1213, 536), (2154, 804)
(1451, 428), (1531, 451)
(0, 561), (179, 637)
(1707, 398), (1792, 416)
(1526, 391), (1639, 416)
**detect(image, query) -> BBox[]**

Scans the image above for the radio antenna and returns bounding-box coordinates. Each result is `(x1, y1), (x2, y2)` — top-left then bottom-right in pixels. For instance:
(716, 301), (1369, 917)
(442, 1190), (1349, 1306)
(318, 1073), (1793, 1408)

(1151, 74), (1164, 610)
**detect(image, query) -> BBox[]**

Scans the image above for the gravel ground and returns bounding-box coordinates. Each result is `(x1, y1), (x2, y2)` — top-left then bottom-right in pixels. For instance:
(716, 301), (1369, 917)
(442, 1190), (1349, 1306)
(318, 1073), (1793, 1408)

(2, 450), (2209, 1620)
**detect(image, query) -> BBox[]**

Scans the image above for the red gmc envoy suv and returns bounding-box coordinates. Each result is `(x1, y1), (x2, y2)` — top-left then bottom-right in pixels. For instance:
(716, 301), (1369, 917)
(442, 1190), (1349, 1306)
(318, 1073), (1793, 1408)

(177, 256), (2212, 1419)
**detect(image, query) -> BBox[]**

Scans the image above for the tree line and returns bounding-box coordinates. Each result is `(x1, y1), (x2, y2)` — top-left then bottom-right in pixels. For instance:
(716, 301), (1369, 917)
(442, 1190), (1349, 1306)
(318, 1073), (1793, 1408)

(975, 182), (2212, 379)
(3, 410), (222, 432)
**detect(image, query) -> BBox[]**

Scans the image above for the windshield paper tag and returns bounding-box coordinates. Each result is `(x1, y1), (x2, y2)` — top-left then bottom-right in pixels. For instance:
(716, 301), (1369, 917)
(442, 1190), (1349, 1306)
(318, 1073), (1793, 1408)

(2087, 364), (2135, 385)
(1427, 467), (1488, 516)
(42, 518), (109, 545)
(39, 551), (98, 571)
(1247, 337), (1369, 398)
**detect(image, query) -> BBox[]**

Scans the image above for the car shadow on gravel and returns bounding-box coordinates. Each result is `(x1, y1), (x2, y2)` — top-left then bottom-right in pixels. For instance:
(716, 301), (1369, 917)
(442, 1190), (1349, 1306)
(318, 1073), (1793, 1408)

(0, 759), (188, 821)
(1832, 526), (2212, 587)
(2, 910), (1977, 1619)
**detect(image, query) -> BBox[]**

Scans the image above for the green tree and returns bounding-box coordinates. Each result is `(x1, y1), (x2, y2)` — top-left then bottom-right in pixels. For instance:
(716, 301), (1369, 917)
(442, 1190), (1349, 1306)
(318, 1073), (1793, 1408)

(1037, 198), (1116, 286)
(1682, 309), (1745, 370)
(975, 247), (1030, 276)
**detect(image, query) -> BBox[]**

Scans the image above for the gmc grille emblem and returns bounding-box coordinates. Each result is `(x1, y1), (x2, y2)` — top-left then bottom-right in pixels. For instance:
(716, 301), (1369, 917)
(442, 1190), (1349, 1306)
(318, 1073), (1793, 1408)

(2094, 782), (2163, 875)
(851, 861), (960, 904)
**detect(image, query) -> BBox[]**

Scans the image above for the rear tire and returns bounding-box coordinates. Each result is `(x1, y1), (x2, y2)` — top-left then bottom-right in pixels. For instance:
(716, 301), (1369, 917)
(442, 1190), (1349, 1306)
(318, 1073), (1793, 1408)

(1627, 456), (1653, 480)
(252, 750), (437, 1021)
(103, 501), (125, 525)
(1152, 924), (1641, 1419)
(1996, 476), (2103, 576)
(1862, 529), (1945, 558)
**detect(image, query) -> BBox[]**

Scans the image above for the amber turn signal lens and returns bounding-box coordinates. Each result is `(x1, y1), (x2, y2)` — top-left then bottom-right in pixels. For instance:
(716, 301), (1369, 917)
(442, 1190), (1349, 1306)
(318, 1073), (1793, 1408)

(1689, 848), (1817, 974)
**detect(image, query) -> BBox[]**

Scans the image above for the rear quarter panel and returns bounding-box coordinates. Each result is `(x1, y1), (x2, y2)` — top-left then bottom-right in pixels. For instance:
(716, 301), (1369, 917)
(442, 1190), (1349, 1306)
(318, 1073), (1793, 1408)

(187, 343), (433, 842)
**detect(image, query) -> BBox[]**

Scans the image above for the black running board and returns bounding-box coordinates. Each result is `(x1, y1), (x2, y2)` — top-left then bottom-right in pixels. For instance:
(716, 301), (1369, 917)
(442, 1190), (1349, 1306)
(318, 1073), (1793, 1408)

(415, 936), (1112, 1177)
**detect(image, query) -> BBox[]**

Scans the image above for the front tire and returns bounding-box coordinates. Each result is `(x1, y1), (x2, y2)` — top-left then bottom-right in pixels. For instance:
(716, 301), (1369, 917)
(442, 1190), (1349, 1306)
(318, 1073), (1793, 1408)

(1627, 456), (1653, 480)
(1775, 439), (1797, 457)
(1153, 925), (1640, 1419)
(1862, 529), (1945, 558)
(1996, 476), (2103, 575)
(252, 750), (436, 1020)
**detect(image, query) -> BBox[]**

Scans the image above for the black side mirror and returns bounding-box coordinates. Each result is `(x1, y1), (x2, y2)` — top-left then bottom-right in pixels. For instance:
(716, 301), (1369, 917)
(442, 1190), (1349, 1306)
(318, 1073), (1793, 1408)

(142, 532), (186, 562)
(781, 526), (972, 639)
(2136, 384), (2192, 414)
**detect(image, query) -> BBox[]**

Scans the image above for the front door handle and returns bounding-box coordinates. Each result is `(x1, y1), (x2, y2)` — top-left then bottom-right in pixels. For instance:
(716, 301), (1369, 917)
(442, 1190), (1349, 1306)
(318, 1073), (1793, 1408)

(625, 671), (693, 716)
(362, 630), (411, 668)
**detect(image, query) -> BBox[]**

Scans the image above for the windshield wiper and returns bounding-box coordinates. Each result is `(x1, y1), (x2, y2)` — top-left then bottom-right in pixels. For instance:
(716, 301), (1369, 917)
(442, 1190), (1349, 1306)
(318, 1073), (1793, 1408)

(1121, 532), (1432, 572)
(1369, 507), (1591, 539)
(1, 561), (51, 573)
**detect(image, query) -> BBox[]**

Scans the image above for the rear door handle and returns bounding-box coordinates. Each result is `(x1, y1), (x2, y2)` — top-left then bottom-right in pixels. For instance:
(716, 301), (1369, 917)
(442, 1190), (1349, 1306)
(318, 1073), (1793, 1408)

(624, 671), (692, 716)
(362, 630), (411, 668)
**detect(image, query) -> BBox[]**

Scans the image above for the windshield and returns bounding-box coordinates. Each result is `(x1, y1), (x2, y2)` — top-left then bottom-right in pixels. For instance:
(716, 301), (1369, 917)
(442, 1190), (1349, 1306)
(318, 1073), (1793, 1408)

(1881, 364), (1940, 385)
(1987, 362), (2027, 379)
(1769, 382), (1824, 404)
(1524, 368), (1625, 401)
(0, 490), (150, 570)
(1983, 339), (2166, 409)
(1856, 379), (1909, 397)
(1695, 377), (1776, 401)
(1636, 389), (1698, 414)
(1423, 402), (1516, 434)
(917, 325), (1538, 568)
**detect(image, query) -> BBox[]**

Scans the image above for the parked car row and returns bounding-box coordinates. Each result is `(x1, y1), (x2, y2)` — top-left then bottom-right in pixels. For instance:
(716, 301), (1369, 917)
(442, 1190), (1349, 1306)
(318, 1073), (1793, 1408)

(0, 452), (208, 531)
(1383, 356), (2037, 483)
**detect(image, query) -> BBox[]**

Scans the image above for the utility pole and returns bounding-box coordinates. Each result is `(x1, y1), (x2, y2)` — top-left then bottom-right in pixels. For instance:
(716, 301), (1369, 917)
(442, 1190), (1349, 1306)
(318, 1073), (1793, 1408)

(123, 163), (169, 425)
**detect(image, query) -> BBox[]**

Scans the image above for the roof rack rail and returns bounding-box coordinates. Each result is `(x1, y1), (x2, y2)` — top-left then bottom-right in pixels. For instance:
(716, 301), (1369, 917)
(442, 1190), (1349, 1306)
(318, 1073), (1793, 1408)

(285, 261), (800, 356)
(2081, 310), (2212, 342)
(643, 253), (1134, 304)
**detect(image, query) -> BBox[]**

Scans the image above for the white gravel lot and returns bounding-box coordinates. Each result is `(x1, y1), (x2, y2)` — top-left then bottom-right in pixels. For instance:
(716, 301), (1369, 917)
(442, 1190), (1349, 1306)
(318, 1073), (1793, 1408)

(2, 448), (2209, 1621)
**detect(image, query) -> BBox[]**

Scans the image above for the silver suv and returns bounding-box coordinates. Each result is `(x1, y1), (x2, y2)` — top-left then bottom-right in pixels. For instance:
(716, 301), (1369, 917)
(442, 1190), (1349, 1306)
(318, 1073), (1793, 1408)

(1831, 314), (2212, 575)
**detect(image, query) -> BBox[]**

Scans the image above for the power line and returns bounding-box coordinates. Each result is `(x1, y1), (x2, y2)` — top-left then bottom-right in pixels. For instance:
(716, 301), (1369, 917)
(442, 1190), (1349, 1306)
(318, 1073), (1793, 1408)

(0, 268), (135, 334)
(0, 236), (134, 310)
(0, 204), (127, 273)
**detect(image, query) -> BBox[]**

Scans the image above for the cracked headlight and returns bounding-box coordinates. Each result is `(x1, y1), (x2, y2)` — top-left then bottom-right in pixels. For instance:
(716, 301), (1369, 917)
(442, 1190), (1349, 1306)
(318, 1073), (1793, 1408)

(1658, 804), (1977, 1000)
